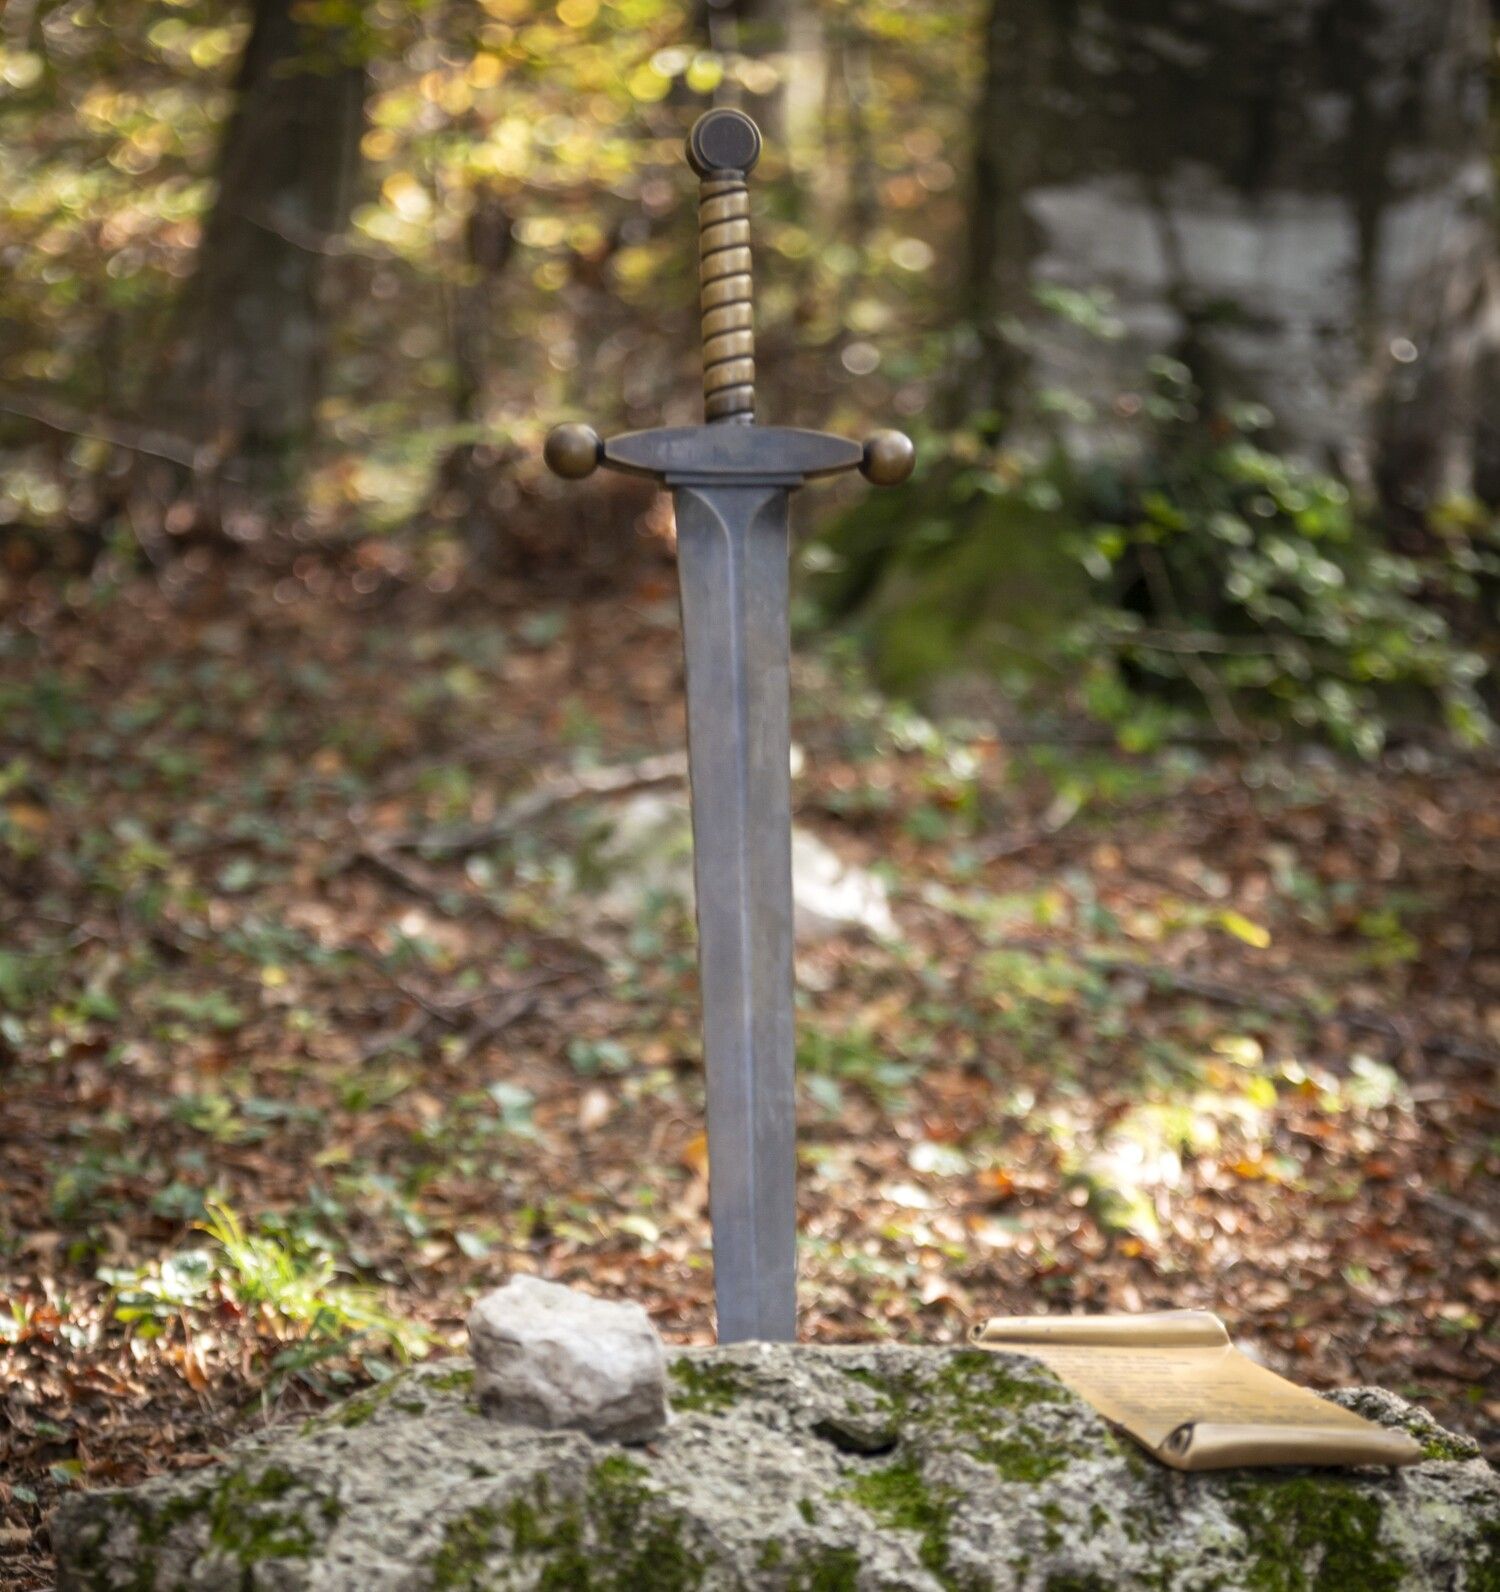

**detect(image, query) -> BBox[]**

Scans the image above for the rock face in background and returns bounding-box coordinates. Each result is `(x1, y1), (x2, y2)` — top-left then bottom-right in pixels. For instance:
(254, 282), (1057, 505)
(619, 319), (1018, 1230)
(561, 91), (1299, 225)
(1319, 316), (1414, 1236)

(967, 0), (1500, 507)
(53, 1343), (1499, 1590)
(467, 1275), (668, 1443)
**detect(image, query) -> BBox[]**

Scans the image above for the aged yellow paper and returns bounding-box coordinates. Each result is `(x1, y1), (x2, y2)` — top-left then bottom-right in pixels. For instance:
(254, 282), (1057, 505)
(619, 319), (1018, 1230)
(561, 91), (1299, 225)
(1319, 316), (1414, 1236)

(971, 1311), (1423, 1471)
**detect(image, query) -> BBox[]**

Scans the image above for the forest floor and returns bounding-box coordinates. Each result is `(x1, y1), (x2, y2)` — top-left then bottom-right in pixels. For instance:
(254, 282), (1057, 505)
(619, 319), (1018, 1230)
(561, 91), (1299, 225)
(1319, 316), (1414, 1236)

(0, 534), (1496, 1588)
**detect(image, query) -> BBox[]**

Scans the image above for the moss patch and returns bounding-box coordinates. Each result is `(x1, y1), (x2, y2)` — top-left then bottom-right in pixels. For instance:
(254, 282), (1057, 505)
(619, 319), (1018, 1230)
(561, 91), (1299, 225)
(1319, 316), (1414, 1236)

(306, 1374), (429, 1431)
(1229, 1476), (1408, 1592)
(668, 1356), (748, 1412)
(1419, 1430), (1481, 1463)
(428, 1365), (477, 1393)
(841, 1354), (1087, 1488)
(1471, 1521), (1500, 1592)
(757, 1538), (785, 1569)
(844, 1456), (955, 1582)
(299, 1365), (476, 1436)
(430, 1502), (507, 1589)
(429, 1457), (713, 1590)
(932, 1351), (1068, 1410)
(207, 1464), (321, 1564)
(62, 1465), (332, 1592)
(787, 1545), (864, 1591)
(970, 1434), (1070, 1484)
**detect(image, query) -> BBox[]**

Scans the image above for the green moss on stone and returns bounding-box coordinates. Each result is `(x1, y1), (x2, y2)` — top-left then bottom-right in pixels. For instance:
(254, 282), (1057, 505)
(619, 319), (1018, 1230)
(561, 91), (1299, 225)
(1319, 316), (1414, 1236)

(839, 1350), (1061, 1420)
(844, 1456), (954, 1581)
(933, 1351), (1067, 1410)
(135, 1487), (211, 1547)
(429, 1366), (477, 1393)
(971, 1434), (1069, 1484)
(1419, 1431), (1480, 1463)
(841, 1353), (1077, 1482)
(668, 1356), (748, 1412)
(204, 1465), (320, 1565)
(318, 1376), (426, 1429)
(1471, 1521), (1500, 1592)
(787, 1545), (863, 1591)
(924, 1353), (1080, 1483)
(429, 1455), (711, 1591)
(1229, 1476), (1407, 1592)
(302, 1366), (473, 1434)
(430, 1503), (504, 1589)
(840, 1366), (898, 1396)
(582, 1454), (709, 1591)
(79, 1471), (325, 1592)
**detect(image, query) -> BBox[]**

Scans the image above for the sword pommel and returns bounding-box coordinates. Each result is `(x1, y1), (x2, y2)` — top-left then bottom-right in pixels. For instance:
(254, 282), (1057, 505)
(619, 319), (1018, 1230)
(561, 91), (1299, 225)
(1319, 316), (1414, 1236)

(688, 110), (761, 426)
(686, 108), (762, 180)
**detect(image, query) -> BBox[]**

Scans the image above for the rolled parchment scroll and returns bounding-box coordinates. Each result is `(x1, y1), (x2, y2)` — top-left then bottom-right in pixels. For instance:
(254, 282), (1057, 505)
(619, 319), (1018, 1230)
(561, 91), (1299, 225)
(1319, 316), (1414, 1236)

(970, 1311), (1423, 1471)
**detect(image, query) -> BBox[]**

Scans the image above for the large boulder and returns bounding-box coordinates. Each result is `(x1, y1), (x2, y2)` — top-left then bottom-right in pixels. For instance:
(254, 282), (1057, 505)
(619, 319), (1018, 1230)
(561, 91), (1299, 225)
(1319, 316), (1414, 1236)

(53, 1344), (1498, 1590)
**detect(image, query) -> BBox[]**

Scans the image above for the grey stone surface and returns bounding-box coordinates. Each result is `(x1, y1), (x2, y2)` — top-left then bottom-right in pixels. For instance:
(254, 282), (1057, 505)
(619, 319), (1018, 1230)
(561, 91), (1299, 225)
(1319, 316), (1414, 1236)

(466, 1275), (668, 1443)
(52, 1344), (1499, 1591)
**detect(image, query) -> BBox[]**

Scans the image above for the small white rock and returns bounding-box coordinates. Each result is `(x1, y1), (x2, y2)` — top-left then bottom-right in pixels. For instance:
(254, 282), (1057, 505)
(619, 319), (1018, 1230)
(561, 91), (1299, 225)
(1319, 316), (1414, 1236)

(790, 826), (896, 943)
(594, 791), (896, 944)
(466, 1276), (669, 1443)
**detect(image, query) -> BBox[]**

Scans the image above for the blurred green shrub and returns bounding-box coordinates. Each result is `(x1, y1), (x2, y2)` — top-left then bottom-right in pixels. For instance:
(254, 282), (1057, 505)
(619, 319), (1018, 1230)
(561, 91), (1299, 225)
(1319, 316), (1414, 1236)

(812, 358), (1497, 755)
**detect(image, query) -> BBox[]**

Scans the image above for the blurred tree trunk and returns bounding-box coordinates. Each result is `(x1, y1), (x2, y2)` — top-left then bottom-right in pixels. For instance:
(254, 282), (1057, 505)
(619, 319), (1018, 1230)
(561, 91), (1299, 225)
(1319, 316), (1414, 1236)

(696, 0), (790, 138)
(433, 187), (518, 567)
(966, 0), (1500, 514)
(168, 0), (364, 494)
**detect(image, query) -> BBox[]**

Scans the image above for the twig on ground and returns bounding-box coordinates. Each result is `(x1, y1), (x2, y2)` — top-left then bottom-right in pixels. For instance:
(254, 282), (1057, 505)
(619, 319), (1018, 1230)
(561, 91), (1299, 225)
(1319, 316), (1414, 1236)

(972, 774), (1240, 864)
(444, 977), (581, 1067)
(383, 750), (687, 858)
(1411, 1190), (1497, 1241)
(353, 965), (585, 1067)
(358, 1008), (429, 1065)
(0, 386), (226, 475)
(972, 790), (1084, 862)
(998, 936), (1500, 1070)
(348, 843), (453, 905)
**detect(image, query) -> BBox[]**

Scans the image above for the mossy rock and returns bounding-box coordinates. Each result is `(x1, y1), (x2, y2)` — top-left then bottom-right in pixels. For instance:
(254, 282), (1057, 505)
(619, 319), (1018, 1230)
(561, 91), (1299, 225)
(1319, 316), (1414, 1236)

(52, 1346), (1500, 1590)
(811, 475), (1093, 698)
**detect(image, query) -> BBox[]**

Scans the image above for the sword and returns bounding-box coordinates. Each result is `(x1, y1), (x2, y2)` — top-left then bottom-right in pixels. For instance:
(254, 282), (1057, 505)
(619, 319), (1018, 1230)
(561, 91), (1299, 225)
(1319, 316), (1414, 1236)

(544, 109), (914, 1343)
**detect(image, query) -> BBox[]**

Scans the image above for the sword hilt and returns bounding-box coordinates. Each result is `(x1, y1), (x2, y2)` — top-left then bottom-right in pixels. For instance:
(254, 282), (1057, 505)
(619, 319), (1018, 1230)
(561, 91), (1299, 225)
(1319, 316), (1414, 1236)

(544, 108), (915, 488)
(686, 110), (761, 425)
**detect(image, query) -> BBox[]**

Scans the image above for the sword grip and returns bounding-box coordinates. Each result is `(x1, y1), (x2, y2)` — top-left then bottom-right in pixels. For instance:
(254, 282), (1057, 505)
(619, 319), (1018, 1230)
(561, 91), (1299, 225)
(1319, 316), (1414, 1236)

(687, 110), (762, 426)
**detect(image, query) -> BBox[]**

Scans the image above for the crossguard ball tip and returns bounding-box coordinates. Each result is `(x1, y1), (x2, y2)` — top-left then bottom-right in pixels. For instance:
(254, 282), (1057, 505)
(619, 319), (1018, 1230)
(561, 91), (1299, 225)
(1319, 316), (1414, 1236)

(544, 422), (602, 480)
(860, 430), (916, 487)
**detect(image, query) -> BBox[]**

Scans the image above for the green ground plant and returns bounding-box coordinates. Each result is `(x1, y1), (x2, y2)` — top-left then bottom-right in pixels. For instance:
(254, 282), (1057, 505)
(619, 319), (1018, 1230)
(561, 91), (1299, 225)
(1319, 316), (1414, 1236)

(100, 1199), (427, 1386)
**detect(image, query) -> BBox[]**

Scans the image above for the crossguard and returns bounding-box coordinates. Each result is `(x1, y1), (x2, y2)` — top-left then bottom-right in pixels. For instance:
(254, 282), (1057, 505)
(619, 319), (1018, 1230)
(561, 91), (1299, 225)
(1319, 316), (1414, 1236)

(545, 108), (914, 489)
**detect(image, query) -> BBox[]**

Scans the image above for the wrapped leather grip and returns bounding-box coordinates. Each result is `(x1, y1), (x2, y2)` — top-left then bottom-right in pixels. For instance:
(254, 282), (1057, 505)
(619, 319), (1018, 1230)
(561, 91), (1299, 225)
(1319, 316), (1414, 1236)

(687, 110), (762, 425)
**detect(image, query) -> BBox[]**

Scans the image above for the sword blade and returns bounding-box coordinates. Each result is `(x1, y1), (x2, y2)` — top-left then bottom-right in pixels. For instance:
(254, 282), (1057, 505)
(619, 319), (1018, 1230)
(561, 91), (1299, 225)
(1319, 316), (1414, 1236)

(673, 482), (798, 1343)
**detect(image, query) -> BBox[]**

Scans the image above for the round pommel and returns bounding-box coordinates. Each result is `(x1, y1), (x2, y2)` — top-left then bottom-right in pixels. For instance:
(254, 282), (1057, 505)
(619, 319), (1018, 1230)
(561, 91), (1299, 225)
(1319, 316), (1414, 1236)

(860, 430), (916, 487)
(687, 109), (762, 178)
(544, 423), (601, 480)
